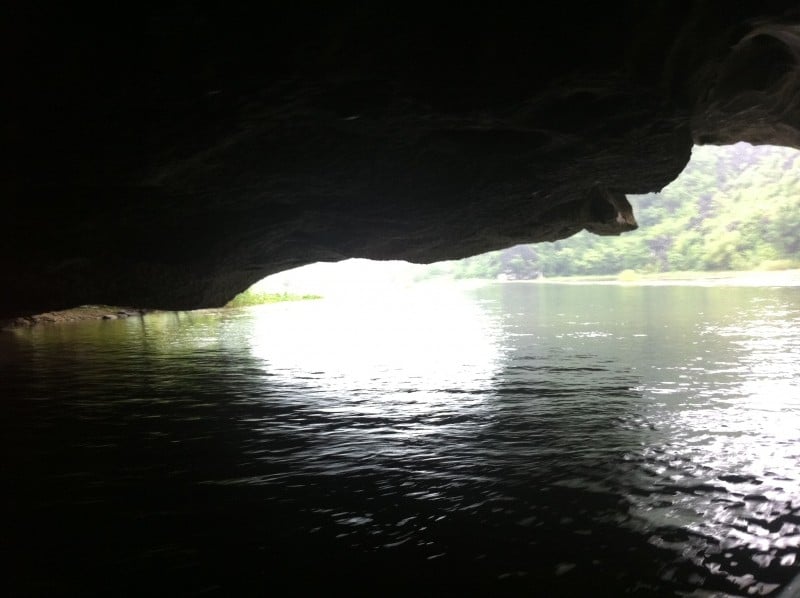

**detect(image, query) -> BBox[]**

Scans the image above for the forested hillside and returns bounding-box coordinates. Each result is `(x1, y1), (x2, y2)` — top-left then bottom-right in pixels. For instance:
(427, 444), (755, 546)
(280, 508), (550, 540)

(421, 143), (800, 279)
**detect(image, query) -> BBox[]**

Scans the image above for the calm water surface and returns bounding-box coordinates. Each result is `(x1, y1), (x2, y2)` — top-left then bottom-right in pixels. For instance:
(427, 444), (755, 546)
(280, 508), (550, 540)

(3, 283), (800, 596)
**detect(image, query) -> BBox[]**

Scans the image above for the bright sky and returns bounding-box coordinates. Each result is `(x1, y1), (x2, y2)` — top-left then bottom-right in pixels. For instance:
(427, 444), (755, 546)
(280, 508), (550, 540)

(251, 258), (426, 297)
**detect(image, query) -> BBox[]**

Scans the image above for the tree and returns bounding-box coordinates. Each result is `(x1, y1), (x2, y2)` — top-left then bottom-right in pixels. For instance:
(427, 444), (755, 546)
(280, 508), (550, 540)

(417, 143), (800, 280)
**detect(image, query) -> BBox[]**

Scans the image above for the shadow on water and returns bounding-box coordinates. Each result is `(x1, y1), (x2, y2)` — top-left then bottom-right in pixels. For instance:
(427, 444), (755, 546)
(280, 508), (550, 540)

(2, 284), (800, 595)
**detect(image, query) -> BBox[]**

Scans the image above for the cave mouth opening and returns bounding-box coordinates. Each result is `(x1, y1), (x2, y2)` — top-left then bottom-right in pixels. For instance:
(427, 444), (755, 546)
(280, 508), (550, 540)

(4, 142), (798, 330)
(234, 141), (800, 305)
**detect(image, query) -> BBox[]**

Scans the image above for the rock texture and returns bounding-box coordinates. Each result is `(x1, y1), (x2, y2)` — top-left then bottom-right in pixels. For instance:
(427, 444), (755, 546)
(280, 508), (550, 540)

(3, 2), (800, 317)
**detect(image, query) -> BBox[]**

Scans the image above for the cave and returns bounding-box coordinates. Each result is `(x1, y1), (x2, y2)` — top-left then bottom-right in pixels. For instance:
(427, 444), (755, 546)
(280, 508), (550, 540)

(6, 5), (800, 594)
(3, 2), (800, 318)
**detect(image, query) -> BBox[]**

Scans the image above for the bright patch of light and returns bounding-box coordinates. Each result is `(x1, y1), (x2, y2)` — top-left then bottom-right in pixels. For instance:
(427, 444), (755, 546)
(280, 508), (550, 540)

(249, 258), (426, 298)
(248, 279), (505, 418)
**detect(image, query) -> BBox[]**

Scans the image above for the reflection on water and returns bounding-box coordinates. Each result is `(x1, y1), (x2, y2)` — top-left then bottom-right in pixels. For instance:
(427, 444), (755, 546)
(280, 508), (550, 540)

(2, 283), (800, 595)
(250, 285), (504, 393)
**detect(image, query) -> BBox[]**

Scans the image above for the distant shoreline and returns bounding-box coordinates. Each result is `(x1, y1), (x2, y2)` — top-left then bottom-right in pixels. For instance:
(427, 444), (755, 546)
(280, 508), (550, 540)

(495, 269), (800, 287)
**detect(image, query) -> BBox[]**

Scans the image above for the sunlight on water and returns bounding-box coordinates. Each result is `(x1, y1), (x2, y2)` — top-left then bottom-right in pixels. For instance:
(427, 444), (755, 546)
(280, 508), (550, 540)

(249, 283), (505, 395)
(619, 292), (800, 595)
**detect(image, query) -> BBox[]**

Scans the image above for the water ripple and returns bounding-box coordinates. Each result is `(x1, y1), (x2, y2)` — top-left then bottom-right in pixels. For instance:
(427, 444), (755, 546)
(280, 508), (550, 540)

(2, 284), (800, 595)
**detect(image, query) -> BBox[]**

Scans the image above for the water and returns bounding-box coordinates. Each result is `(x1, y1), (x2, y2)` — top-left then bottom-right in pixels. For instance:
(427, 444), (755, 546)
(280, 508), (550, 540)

(3, 283), (800, 596)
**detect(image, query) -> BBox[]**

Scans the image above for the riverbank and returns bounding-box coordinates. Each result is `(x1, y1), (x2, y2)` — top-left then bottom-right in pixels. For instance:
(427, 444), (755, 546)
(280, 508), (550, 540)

(520, 268), (800, 287)
(225, 290), (323, 308)
(1, 306), (151, 330)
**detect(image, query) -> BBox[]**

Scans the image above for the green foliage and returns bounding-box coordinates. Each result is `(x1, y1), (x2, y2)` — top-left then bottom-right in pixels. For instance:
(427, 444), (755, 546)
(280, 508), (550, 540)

(617, 269), (641, 282)
(226, 290), (322, 308)
(419, 143), (800, 279)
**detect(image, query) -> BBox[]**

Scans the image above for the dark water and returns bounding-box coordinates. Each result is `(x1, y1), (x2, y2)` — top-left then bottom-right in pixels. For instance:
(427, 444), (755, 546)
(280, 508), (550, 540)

(3, 283), (800, 596)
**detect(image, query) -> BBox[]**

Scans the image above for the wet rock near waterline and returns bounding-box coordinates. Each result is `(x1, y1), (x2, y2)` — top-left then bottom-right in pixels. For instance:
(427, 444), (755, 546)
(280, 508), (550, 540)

(3, 2), (800, 318)
(1, 307), (150, 329)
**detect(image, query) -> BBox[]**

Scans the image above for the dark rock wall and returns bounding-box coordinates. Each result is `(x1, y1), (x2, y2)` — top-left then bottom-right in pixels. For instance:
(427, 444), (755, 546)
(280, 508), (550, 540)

(3, 2), (800, 317)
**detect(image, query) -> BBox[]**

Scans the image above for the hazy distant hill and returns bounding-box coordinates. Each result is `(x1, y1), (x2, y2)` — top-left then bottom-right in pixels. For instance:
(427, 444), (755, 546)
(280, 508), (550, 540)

(421, 143), (800, 279)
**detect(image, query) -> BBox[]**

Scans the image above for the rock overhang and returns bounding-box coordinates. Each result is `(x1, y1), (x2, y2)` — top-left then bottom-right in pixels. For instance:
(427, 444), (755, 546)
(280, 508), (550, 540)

(2, 2), (800, 318)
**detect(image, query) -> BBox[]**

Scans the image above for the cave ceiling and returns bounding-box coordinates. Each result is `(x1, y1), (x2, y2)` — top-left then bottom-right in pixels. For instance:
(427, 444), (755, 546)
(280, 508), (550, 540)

(3, 2), (799, 317)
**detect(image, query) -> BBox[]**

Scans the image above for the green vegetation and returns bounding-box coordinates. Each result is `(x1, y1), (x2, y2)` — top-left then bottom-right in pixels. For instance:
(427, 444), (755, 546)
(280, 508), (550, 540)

(419, 143), (800, 280)
(226, 290), (322, 308)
